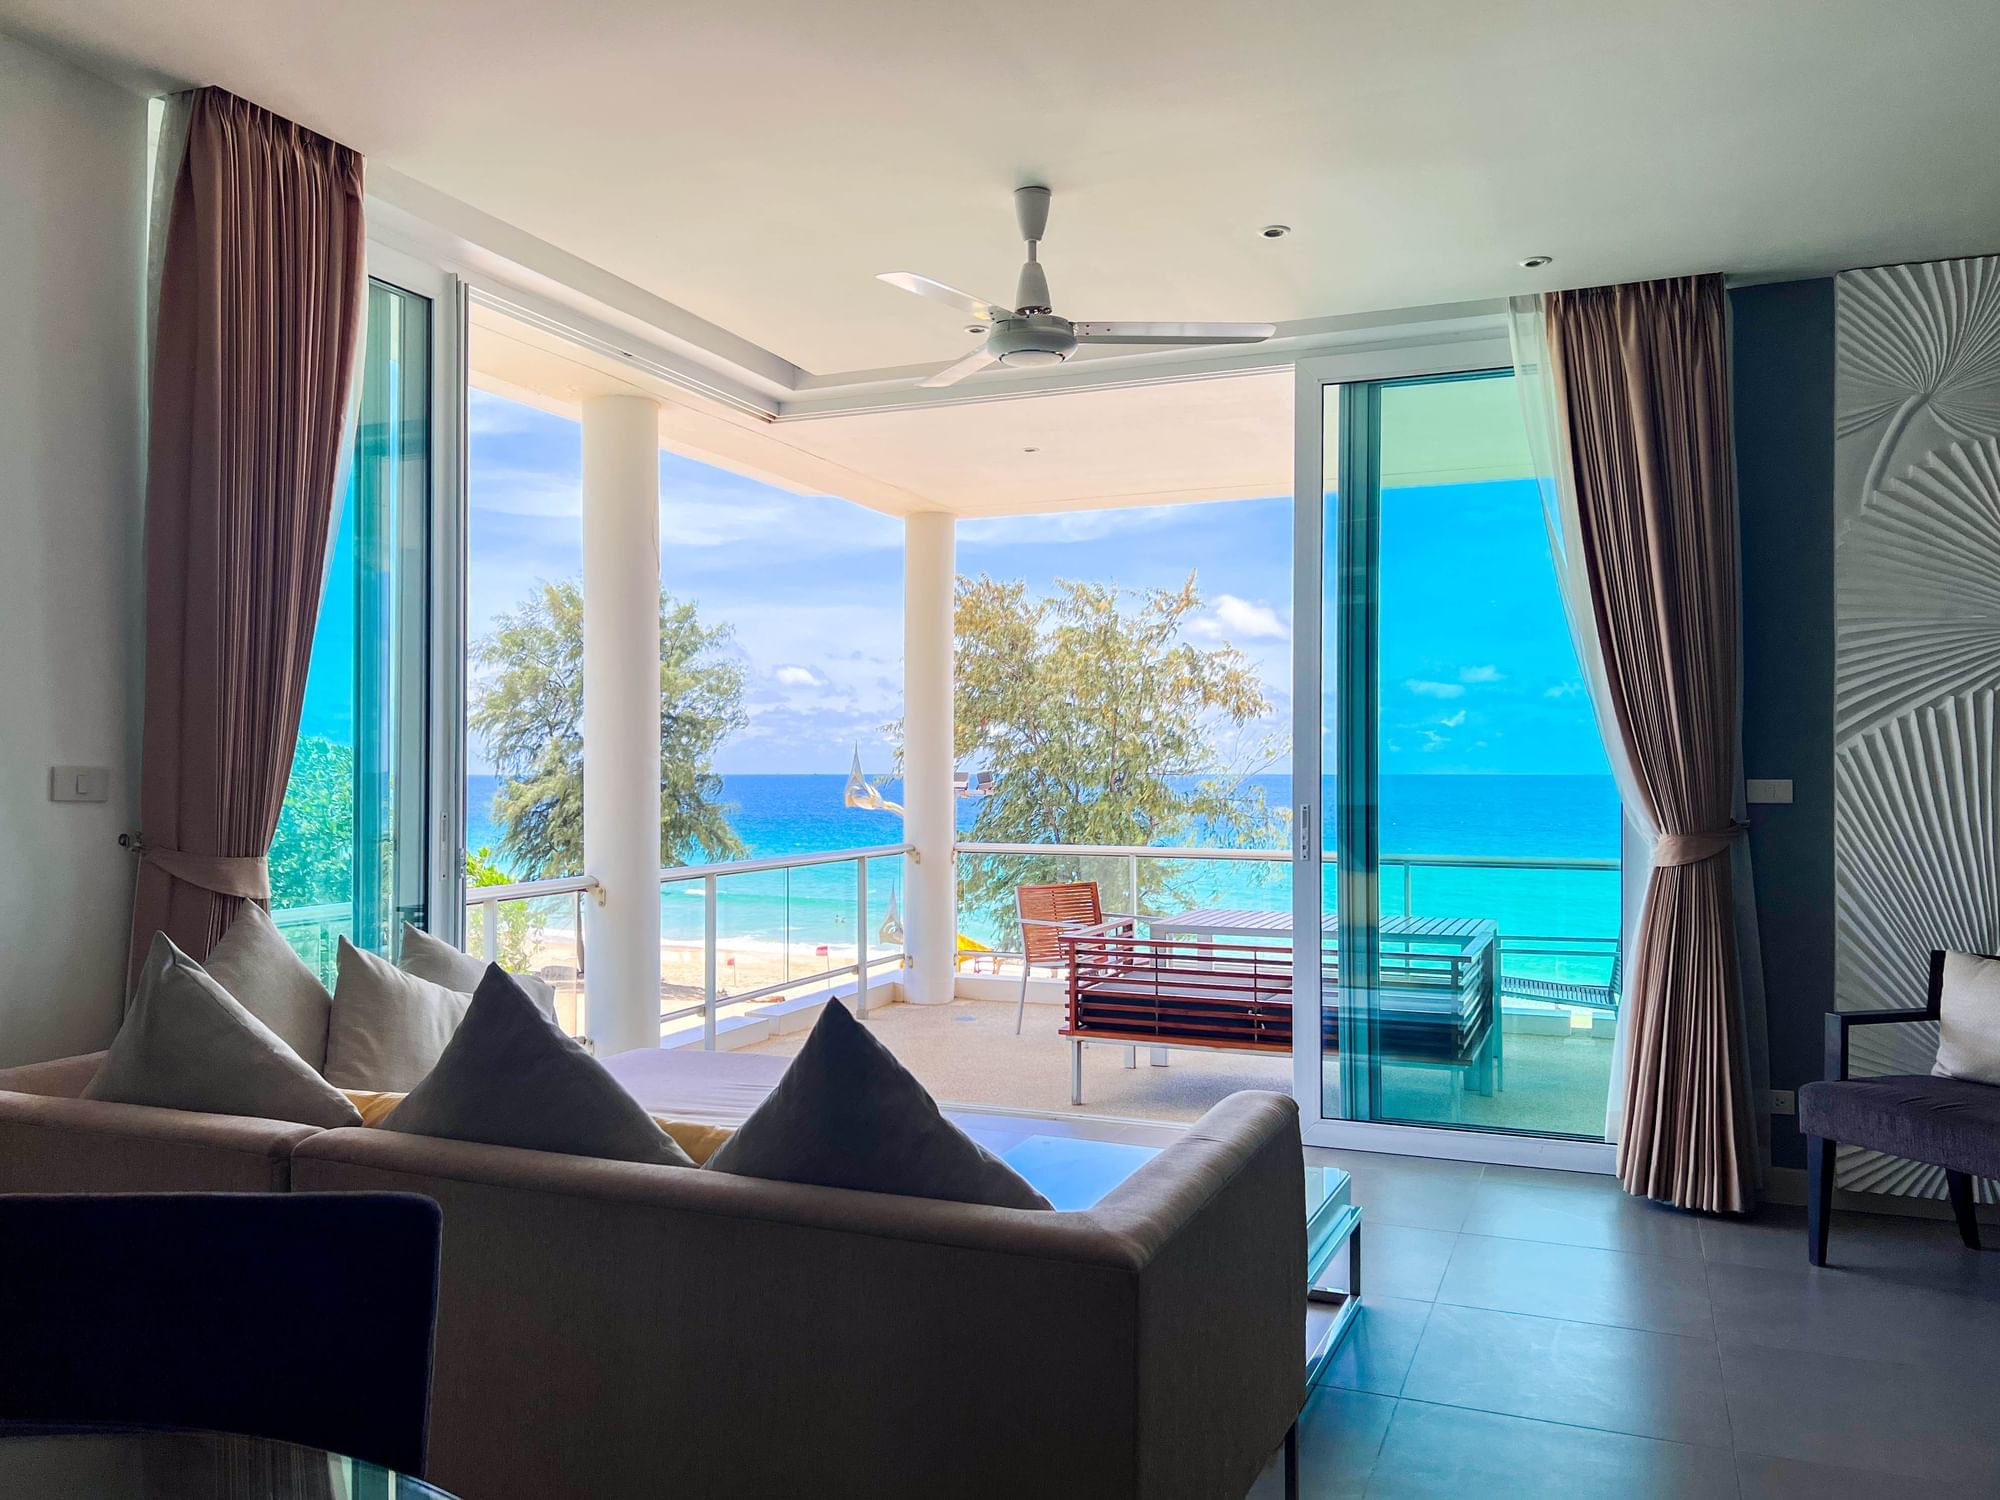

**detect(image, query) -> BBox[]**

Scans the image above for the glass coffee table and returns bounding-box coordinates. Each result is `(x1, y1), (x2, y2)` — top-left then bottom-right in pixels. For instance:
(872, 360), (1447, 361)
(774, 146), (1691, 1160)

(994, 1134), (1363, 1379)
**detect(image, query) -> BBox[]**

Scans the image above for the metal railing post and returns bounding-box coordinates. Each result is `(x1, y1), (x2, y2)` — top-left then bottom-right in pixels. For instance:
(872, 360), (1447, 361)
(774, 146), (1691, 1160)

(481, 898), (499, 965)
(854, 856), (871, 1016)
(1127, 852), (1142, 918)
(702, 874), (718, 1051)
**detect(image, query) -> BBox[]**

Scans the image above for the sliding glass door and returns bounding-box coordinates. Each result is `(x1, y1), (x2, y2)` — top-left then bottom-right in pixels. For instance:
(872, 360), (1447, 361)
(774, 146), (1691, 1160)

(268, 272), (437, 980)
(1293, 360), (1621, 1154)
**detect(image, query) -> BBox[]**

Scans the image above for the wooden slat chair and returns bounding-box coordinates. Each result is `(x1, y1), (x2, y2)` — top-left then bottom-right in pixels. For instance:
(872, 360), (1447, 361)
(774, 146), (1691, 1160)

(1014, 881), (1137, 1035)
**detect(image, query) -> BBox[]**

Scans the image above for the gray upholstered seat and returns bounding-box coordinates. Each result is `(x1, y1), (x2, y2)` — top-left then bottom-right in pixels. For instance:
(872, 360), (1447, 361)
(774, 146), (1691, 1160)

(1800, 1074), (2000, 1181)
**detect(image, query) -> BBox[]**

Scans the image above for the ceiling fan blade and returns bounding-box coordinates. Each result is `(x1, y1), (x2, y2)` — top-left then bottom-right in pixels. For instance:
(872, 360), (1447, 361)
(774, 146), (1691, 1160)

(919, 347), (999, 389)
(1071, 320), (1277, 346)
(878, 273), (1014, 323)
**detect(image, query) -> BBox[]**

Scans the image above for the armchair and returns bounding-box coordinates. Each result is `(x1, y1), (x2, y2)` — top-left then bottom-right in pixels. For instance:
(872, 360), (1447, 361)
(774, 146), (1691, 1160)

(1801, 950), (1996, 1266)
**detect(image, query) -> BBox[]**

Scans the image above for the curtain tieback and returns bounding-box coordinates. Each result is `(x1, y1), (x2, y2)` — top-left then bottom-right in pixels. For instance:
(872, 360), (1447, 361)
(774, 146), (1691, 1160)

(1652, 822), (1748, 867)
(139, 843), (271, 901)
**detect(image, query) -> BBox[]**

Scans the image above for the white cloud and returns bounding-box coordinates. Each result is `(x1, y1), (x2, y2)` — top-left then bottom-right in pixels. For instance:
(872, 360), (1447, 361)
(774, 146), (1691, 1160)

(958, 506), (1170, 546)
(1405, 679), (1466, 700)
(1543, 680), (1585, 699)
(773, 665), (823, 688)
(1189, 594), (1291, 644)
(1460, 664), (1505, 684)
(1438, 710), (1467, 728)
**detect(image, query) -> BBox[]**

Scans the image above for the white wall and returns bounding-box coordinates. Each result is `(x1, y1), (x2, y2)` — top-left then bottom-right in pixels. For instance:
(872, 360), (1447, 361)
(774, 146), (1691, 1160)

(0, 33), (146, 1065)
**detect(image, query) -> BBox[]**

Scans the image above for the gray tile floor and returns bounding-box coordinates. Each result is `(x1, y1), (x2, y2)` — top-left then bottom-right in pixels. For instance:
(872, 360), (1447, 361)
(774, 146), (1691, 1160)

(1243, 1146), (2000, 1499)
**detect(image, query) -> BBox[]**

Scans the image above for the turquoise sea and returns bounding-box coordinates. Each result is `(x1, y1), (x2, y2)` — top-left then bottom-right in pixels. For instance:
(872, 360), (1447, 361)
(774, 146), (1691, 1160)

(467, 773), (1622, 961)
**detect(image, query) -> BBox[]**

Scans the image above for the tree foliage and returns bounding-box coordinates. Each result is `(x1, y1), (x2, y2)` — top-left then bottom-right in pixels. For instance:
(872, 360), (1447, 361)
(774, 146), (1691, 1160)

(469, 579), (748, 879)
(949, 573), (1285, 933)
(269, 735), (353, 910)
(465, 846), (534, 971)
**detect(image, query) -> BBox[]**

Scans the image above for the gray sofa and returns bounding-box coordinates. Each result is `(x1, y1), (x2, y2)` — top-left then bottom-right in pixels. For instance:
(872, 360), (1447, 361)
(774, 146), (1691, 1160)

(0, 1051), (1305, 1500)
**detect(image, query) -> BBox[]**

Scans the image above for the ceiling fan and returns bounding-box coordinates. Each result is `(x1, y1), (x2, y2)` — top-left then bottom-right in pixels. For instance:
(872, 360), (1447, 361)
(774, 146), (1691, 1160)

(879, 186), (1277, 388)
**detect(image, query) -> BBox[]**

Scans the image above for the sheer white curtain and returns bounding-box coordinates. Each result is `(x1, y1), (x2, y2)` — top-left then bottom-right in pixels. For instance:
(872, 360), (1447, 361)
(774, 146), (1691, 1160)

(1507, 293), (1769, 1168)
(1508, 295), (1644, 1143)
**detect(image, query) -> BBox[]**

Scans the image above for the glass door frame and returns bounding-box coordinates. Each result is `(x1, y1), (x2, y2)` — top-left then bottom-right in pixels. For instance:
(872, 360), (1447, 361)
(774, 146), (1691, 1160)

(1289, 340), (1616, 1171)
(364, 242), (469, 947)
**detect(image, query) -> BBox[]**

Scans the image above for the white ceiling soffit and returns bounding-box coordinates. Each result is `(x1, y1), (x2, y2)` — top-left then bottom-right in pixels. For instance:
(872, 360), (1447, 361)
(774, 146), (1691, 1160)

(471, 300), (1296, 517)
(12, 0), (2000, 388)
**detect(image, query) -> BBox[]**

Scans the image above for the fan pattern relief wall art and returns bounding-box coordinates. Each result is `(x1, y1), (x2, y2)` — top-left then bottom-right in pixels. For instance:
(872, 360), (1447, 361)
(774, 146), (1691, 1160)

(1834, 255), (2000, 1200)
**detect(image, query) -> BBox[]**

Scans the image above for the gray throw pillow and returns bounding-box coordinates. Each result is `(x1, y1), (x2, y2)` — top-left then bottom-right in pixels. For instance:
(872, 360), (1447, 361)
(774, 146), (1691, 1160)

(398, 922), (559, 1022)
(706, 1001), (1051, 1209)
(387, 965), (693, 1166)
(204, 901), (334, 1071)
(1933, 950), (2000, 1086)
(86, 933), (361, 1128)
(325, 937), (470, 1092)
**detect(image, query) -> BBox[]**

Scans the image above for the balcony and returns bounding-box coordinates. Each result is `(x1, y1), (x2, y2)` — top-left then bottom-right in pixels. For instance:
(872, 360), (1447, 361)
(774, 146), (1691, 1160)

(305, 837), (1620, 1141)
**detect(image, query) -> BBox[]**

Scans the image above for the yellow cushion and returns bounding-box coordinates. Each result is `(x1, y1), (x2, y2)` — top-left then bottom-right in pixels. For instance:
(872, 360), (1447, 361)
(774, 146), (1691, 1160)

(338, 1089), (733, 1165)
(341, 1089), (407, 1127)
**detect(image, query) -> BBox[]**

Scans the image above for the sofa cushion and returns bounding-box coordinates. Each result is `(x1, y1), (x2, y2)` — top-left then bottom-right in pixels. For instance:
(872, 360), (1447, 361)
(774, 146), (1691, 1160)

(1932, 950), (2000, 1087)
(85, 934), (361, 1129)
(203, 901), (335, 1071)
(384, 966), (694, 1167)
(705, 1000), (1051, 1209)
(1800, 1074), (2000, 1179)
(398, 922), (558, 1022)
(325, 938), (470, 1092)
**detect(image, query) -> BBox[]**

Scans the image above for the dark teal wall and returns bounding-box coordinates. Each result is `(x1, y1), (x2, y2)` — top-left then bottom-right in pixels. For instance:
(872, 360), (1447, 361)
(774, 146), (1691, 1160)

(1731, 278), (1836, 1171)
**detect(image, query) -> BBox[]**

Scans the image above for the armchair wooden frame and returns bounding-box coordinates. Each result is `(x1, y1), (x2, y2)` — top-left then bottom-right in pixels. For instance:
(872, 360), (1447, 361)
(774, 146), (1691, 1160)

(1809, 950), (1980, 1266)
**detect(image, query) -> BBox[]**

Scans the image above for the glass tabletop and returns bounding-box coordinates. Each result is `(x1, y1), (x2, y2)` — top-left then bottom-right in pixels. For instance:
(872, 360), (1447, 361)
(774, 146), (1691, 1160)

(0, 1430), (458, 1498)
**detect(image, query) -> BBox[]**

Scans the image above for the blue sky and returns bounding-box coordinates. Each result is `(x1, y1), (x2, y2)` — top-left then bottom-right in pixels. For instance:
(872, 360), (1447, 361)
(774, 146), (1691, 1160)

(446, 387), (1607, 778)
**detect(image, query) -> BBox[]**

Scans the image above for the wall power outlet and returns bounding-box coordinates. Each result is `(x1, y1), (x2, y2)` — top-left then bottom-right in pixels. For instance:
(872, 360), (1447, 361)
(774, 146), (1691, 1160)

(1765, 1088), (1797, 1116)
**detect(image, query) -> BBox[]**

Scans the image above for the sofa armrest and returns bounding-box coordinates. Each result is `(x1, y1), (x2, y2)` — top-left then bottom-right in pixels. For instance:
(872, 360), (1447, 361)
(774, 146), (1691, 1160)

(0, 1090), (321, 1193)
(1824, 1007), (1937, 1082)
(0, 1051), (107, 1099)
(1090, 1090), (1306, 1499)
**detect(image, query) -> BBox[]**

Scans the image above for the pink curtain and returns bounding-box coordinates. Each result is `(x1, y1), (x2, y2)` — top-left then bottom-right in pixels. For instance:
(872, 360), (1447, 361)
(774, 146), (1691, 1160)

(1544, 275), (1758, 1213)
(128, 88), (364, 981)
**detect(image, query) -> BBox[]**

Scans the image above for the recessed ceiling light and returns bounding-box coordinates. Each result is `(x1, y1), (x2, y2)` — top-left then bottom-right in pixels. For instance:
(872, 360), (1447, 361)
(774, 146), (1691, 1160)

(965, 323), (986, 335)
(1261, 224), (1292, 239)
(1519, 255), (1553, 269)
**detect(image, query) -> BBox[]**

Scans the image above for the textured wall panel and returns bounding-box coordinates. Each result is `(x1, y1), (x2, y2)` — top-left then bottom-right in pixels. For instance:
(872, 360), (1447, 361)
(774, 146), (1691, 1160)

(1833, 256), (2000, 1200)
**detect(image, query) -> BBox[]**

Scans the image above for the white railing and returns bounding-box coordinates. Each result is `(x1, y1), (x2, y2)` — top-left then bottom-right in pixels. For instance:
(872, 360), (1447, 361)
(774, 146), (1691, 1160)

(463, 844), (913, 1048)
(952, 840), (1622, 992)
(659, 843), (912, 1047)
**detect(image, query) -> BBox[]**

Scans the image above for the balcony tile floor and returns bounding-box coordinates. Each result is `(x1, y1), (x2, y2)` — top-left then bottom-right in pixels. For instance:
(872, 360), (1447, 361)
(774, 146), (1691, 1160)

(740, 995), (1613, 1135)
(1187, 1139), (2000, 1498)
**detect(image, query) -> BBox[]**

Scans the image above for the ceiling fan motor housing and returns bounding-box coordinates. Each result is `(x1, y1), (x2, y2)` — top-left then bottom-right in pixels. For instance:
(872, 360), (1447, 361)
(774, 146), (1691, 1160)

(988, 313), (1076, 367)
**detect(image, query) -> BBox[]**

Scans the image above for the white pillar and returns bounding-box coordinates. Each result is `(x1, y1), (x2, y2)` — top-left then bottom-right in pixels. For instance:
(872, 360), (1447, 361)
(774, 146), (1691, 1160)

(581, 395), (663, 1054)
(903, 512), (957, 1005)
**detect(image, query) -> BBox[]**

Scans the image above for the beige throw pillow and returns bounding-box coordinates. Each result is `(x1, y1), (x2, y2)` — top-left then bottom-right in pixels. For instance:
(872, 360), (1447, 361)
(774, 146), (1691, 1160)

(324, 937), (470, 1092)
(397, 922), (557, 1022)
(86, 933), (360, 1128)
(203, 901), (334, 1071)
(1932, 950), (2000, 1087)
(385, 966), (694, 1166)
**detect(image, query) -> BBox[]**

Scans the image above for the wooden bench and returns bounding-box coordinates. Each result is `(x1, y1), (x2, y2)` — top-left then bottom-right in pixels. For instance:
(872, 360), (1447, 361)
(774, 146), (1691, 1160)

(1055, 919), (1498, 1105)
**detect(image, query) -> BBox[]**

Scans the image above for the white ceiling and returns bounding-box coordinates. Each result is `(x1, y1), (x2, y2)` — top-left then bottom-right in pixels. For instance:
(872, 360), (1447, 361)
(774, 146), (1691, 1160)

(9, 0), (2000, 379)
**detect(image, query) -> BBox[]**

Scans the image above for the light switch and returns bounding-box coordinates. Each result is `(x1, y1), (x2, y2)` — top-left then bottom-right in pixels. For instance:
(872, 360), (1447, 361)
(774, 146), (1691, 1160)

(49, 766), (110, 804)
(1745, 778), (1793, 805)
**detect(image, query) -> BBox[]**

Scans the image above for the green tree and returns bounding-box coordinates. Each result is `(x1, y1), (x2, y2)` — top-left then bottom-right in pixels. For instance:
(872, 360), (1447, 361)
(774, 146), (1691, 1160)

(269, 734), (354, 909)
(946, 573), (1285, 934)
(464, 846), (535, 971)
(469, 579), (748, 879)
